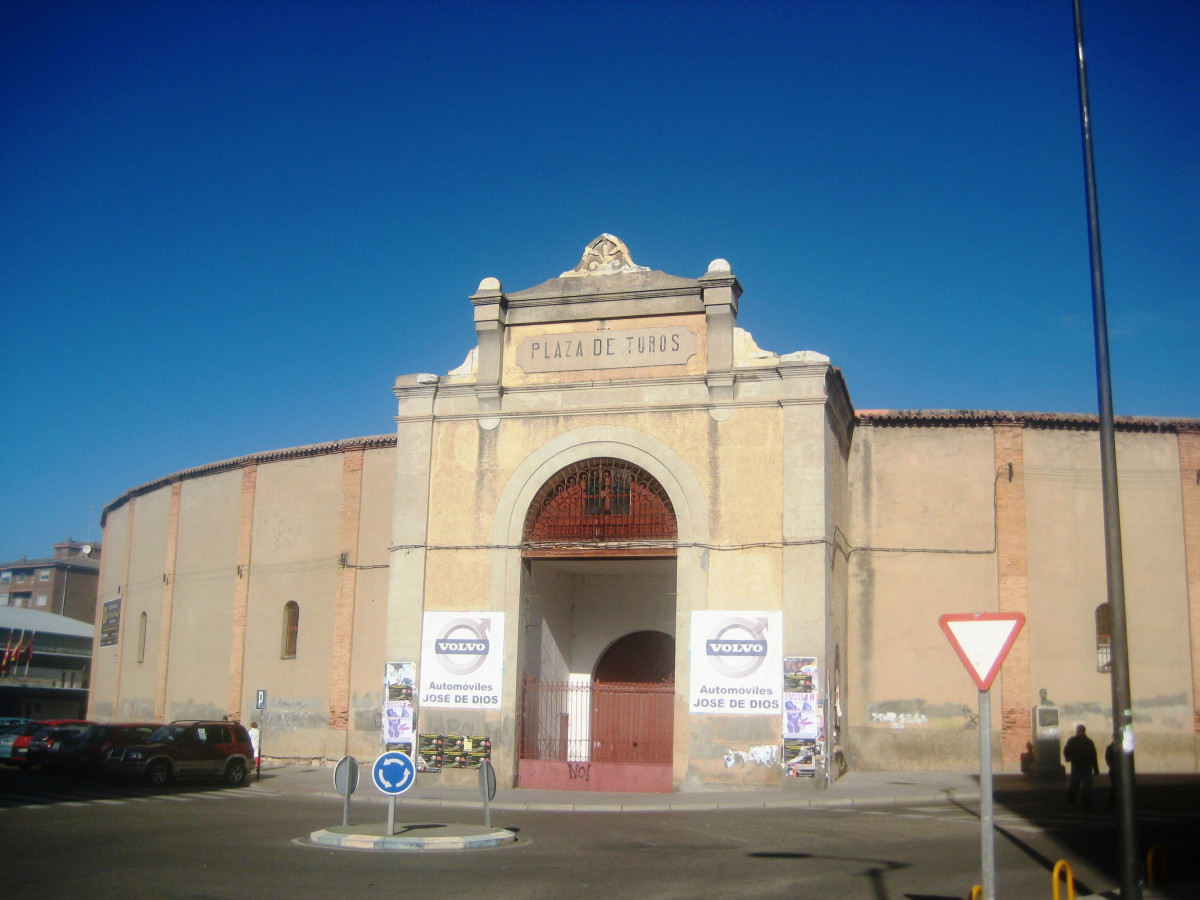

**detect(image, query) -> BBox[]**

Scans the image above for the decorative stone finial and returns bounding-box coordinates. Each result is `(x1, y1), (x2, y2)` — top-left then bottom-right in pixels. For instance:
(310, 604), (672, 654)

(560, 234), (650, 278)
(706, 258), (731, 275)
(477, 276), (502, 292)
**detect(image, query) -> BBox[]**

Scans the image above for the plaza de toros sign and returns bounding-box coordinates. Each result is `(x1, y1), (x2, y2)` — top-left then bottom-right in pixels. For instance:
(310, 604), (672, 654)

(517, 326), (697, 374)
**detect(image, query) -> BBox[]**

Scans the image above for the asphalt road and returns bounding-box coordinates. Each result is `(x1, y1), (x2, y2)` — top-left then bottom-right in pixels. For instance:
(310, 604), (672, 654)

(2, 765), (1198, 899)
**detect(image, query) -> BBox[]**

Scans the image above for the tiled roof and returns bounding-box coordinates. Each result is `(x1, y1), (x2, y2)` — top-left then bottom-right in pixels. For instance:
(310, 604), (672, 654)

(855, 409), (1200, 432)
(101, 434), (398, 524)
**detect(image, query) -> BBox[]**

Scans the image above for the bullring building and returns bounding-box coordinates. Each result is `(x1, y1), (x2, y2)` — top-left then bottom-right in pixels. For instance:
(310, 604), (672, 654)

(90, 236), (1200, 792)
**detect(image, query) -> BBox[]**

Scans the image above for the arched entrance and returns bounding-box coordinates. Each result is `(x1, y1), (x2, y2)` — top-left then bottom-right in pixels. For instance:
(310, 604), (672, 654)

(517, 459), (677, 792)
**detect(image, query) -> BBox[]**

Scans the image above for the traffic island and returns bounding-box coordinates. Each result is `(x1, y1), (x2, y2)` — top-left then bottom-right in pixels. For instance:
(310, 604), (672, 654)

(308, 822), (517, 851)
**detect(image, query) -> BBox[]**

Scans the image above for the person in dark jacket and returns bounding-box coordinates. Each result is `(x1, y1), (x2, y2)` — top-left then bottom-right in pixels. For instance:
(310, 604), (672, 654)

(1063, 724), (1100, 810)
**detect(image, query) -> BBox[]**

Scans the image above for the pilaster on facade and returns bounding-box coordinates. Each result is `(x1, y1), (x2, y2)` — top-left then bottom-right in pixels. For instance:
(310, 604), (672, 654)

(471, 278), (507, 413)
(226, 463), (257, 724)
(393, 377), (440, 421)
(994, 423), (1031, 767)
(699, 262), (741, 403)
(328, 450), (365, 732)
(111, 497), (136, 716)
(1178, 431), (1200, 742)
(154, 481), (182, 720)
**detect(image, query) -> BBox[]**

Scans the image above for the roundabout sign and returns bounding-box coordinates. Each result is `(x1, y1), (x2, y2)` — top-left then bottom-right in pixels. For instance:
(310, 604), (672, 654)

(372, 751), (416, 796)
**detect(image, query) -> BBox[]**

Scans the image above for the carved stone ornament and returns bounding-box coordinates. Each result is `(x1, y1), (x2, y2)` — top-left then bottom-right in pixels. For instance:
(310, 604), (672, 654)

(560, 234), (651, 278)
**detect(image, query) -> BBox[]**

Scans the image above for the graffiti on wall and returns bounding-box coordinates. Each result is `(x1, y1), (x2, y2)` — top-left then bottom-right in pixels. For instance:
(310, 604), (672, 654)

(724, 745), (779, 768)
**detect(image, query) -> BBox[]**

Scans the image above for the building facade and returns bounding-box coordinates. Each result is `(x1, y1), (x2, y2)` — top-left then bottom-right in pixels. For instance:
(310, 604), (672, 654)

(1, 540), (101, 625)
(90, 237), (1200, 791)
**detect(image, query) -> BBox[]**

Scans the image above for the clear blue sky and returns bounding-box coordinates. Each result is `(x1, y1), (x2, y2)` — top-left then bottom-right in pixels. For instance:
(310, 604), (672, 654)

(2, 1), (1197, 562)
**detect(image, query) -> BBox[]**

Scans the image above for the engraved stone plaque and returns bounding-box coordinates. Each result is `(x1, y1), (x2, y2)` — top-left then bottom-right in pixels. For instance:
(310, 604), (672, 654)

(517, 326), (698, 374)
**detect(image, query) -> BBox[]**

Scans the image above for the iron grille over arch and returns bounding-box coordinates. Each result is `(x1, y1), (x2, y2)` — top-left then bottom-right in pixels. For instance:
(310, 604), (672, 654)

(522, 458), (677, 556)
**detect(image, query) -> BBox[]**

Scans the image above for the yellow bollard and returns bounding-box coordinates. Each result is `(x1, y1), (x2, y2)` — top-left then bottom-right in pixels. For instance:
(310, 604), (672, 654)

(1146, 845), (1167, 887)
(968, 885), (982, 900)
(1052, 859), (1076, 900)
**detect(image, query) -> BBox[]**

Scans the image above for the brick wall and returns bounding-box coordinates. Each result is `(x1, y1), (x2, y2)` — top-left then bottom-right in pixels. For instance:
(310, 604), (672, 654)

(995, 424), (1031, 766)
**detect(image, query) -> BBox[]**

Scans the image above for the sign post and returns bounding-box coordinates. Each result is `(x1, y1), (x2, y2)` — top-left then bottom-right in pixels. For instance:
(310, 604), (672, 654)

(334, 756), (359, 827)
(372, 751), (416, 835)
(939, 612), (1026, 900)
(478, 758), (497, 827)
(255, 690), (266, 778)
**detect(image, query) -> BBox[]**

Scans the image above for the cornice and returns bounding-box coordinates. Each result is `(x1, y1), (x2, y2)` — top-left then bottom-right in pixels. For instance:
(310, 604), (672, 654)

(100, 434), (397, 524)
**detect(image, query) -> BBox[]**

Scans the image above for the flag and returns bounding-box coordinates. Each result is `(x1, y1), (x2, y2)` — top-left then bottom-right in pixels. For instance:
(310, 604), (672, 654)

(0, 633), (11, 673)
(2, 629), (23, 675)
(20, 634), (34, 663)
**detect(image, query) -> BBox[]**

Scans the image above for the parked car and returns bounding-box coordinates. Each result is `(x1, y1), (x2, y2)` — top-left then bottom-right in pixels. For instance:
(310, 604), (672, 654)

(50, 722), (161, 775)
(112, 720), (254, 787)
(26, 725), (90, 768)
(0, 717), (32, 733)
(0, 723), (33, 761)
(3, 720), (91, 767)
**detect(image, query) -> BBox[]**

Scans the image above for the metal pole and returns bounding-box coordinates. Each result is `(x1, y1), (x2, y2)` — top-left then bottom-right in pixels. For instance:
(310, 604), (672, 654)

(979, 688), (995, 900)
(387, 795), (397, 836)
(1070, 2), (1139, 896)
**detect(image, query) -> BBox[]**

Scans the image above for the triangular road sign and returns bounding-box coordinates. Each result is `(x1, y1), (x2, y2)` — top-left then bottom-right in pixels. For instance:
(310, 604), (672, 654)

(939, 613), (1026, 691)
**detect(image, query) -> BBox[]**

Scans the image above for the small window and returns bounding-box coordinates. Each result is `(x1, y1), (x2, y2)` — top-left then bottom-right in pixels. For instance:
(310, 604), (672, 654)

(282, 601), (299, 659)
(16, 573), (26, 583)
(1095, 603), (1111, 673)
(0, 594), (8, 605)
(0, 571), (10, 582)
(137, 611), (148, 664)
(38, 570), (50, 582)
(35, 594), (48, 607)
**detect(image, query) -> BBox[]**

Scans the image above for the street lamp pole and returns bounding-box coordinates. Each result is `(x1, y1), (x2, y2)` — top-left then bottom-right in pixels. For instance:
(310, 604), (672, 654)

(1070, 2), (1139, 897)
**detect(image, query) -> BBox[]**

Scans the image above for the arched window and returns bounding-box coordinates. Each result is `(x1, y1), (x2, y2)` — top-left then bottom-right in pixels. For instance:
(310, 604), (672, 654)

(282, 601), (299, 659)
(1095, 603), (1111, 673)
(523, 458), (677, 555)
(137, 611), (148, 664)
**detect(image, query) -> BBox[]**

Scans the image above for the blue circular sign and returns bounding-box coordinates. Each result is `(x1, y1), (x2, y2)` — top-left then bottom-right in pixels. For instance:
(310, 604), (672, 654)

(371, 751), (416, 795)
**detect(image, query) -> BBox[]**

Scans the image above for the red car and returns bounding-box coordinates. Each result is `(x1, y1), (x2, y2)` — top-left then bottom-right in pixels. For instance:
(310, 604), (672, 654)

(48, 722), (160, 774)
(3, 719), (92, 767)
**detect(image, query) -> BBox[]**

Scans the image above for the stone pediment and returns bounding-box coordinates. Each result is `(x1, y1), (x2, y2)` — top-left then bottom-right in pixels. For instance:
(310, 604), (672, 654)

(506, 235), (701, 303)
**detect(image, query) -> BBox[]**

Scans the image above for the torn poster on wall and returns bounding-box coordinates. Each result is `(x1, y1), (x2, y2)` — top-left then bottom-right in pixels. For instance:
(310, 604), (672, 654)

(383, 661), (415, 754)
(783, 656), (823, 777)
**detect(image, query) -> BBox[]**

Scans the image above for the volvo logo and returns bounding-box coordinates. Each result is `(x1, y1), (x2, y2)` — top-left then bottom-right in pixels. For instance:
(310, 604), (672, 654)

(433, 618), (493, 675)
(705, 617), (770, 678)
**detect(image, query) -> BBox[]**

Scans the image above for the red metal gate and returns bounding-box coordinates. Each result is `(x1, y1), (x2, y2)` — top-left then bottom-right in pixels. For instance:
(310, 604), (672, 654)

(519, 676), (674, 791)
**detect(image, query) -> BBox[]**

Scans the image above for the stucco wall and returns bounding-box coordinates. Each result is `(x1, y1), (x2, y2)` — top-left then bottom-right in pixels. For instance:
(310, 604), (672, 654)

(165, 468), (241, 720)
(344, 446), (397, 761)
(89, 502), (129, 719)
(848, 422), (1001, 770)
(848, 417), (1198, 773)
(1025, 427), (1194, 770)
(116, 486), (173, 720)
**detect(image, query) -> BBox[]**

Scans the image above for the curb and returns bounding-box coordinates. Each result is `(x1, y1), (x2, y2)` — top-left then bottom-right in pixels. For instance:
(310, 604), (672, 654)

(308, 823), (517, 851)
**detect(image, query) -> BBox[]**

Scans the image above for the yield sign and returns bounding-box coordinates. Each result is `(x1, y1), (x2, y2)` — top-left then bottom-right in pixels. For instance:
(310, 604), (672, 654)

(939, 613), (1026, 691)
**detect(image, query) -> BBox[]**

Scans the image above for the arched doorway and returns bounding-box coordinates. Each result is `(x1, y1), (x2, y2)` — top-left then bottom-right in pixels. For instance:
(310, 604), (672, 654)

(517, 459), (677, 792)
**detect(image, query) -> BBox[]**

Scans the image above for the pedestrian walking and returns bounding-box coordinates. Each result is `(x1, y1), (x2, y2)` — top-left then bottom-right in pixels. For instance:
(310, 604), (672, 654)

(1063, 724), (1099, 810)
(248, 721), (261, 778)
